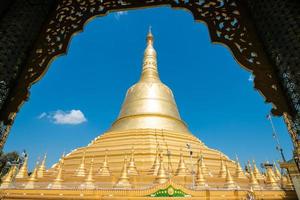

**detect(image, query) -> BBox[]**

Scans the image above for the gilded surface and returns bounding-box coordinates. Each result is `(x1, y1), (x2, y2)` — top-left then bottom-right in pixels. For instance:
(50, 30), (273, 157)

(0, 31), (296, 200)
(111, 31), (188, 133)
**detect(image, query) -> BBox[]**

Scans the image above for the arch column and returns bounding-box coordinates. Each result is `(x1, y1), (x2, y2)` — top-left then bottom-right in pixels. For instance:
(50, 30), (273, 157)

(245, 0), (300, 170)
(0, 0), (57, 149)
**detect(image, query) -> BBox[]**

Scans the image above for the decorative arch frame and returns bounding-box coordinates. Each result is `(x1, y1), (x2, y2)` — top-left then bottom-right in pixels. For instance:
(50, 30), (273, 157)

(0, 0), (291, 147)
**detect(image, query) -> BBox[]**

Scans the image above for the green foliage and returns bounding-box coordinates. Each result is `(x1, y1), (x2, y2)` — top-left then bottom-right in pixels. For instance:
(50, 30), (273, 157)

(0, 150), (20, 178)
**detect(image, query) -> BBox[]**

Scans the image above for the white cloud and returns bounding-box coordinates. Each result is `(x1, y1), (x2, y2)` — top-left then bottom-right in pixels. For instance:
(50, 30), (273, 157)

(114, 11), (128, 20)
(38, 112), (47, 119)
(38, 110), (87, 125)
(53, 110), (87, 125)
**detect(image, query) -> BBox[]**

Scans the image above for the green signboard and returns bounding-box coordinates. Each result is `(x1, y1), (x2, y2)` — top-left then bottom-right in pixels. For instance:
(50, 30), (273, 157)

(147, 185), (191, 197)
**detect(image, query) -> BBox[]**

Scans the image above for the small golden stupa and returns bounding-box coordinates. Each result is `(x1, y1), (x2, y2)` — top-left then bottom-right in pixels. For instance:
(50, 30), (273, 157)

(0, 29), (296, 199)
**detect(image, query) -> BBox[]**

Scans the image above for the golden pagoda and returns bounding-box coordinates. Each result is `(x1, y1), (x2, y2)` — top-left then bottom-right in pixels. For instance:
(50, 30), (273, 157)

(0, 29), (296, 199)
(15, 156), (28, 179)
(50, 156), (64, 189)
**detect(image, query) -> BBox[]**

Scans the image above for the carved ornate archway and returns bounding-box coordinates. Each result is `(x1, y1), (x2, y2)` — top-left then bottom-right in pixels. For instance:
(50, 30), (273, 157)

(0, 0), (298, 167)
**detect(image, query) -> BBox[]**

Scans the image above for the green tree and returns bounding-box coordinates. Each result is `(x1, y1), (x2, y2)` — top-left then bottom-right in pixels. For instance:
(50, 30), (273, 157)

(0, 150), (20, 178)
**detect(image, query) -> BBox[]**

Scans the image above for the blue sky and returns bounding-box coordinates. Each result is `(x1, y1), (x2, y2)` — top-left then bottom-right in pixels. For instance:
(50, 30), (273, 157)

(4, 7), (293, 171)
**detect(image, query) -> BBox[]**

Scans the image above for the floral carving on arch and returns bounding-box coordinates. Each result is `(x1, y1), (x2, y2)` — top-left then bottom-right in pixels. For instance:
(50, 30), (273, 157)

(1, 0), (290, 127)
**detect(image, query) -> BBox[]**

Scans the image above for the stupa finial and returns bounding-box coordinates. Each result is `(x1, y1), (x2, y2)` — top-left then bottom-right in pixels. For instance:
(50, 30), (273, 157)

(75, 150), (86, 177)
(224, 165), (237, 189)
(84, 158), (95, 189)
(252, 159), (264, 180)
(219, 156), (226, 178)
(149, 146), (161, 175)
(265, 164), (280, 190)
(140, 27), (159, 82)
(175, 149), (187, 176)
(147, 26), (153, 44)
(16, 155), (29, 179)
(199, 153), (211, 177)
(273, 161), (281, 180)
(25, 161), (39, 189)
(235, 155), (246, 179)
(98, 150), (111, 176)
(195, 157), (207, 189)
(0, 165), (16, 189)
(51, 157), (64, 189)
(249, 168), (260, 190)
(282, 173), (294, 190)
(154, 152), (169, 184)
(115, 156), (131, 188)
(37, 153), (47, 178)
(128, 147), (139, 176)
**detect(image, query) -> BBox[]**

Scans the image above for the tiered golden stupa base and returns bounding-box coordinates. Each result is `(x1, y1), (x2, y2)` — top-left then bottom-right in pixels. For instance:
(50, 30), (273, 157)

(0, 129), (297, 199)
(54, 129), (236, 175)
(1, 180), (296, 200)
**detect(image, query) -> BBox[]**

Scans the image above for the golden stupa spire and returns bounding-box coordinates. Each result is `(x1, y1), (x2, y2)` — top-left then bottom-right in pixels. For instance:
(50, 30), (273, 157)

(154, 152), (169, 184)
(115, 156), (131, 188)
(25, 162), (39, 189)
(149, 145), (161, 175)
(167, 149), (173, 176)
(51, 156), (64, 189)
(16, 155), (29, 179)
(84, 158), (95, 189)
(224, 165), (237, 189)
(235, 156), (246, 179)
(219, 156), (226, 178)
(37, 154), (47, 178)
(110, 28), (189, 133)
(273, 161), (281, 180)
(98, 150), (111, 176)
(53, 152), (65, 171)
(199, 153), (211, 177)
(140, 26), (159, 82)
(0, 165), (17, 189)
(75, 150), (86, 177)
(127, 147), (139, 176)
(249, 168), (260, 190)
(252, 160), (264, 180)
(282, 173), (294, 190)
(175, 149), (187, 176)
(195, 157), (207, 189)
(245, 160), (252, 178)
(265, 164), (280, 190)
